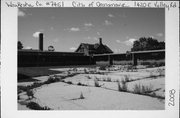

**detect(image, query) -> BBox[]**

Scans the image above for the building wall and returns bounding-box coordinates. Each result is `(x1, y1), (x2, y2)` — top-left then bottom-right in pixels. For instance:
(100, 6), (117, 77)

(94, 50), (165, 66)
(18, 50), (165, 67)
(18, 51), (95, 67)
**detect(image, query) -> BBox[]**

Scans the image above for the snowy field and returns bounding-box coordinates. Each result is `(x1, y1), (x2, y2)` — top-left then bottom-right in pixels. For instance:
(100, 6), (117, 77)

(18, 65), (165, 110)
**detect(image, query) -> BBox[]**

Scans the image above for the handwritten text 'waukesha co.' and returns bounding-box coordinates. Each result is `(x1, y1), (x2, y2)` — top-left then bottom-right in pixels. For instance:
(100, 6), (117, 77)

(5, 1), (178, 10)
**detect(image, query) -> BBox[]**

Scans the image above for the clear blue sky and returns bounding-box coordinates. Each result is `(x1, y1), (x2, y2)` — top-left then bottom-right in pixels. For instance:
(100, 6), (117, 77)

(18, 8), (164, 53)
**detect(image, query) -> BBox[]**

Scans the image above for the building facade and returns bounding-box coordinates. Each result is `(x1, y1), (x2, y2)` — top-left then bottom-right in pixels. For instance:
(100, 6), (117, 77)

(75, 38), (113, 56)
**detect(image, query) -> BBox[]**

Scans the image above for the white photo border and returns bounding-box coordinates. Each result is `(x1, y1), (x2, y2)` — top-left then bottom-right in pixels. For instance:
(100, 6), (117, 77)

(1, 0), (179, 118)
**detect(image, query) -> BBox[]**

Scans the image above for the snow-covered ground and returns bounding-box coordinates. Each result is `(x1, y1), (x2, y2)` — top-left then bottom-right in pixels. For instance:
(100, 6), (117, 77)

(18, 65), (165, 110)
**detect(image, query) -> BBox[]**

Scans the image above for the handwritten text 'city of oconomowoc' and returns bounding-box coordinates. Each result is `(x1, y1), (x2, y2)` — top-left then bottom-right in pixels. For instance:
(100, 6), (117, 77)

(5, 1), (178, 10)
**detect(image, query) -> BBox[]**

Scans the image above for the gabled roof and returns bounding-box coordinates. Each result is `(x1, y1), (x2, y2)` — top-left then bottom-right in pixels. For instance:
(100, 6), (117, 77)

(75, 43), (113, 54)
(100, 44), (113, 53)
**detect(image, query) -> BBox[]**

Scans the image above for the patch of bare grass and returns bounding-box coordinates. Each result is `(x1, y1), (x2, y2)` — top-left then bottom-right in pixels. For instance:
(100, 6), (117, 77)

(26, 89), (35, 100)
(94, 78), (101, 87)
(44, 75), (60, 84)
(126, 65), (137, 72)
(117, 79), (128, 92)
(18, 73), (78, 94)
(79, 92), (85, 99)
(66, 81), (73, 84)
(86, 75), (92, 80)
(106, 77), (112, 82)
(84, 68), (88, 74)
(99, 66), (107, 70)
(133, 83), (153, 94)
(18, 82), (43, 93)
(132, 83), (165, 99)
(77, 82), (87, 86)
(26, 101), (51, 110)
(157, 68), (165, 76)
(124, 75), (131, 82)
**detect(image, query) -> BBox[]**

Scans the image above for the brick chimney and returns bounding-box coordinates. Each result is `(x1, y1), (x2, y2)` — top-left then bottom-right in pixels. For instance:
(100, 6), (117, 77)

(99, 38), (102, 45)
(39, 33), (43, 51)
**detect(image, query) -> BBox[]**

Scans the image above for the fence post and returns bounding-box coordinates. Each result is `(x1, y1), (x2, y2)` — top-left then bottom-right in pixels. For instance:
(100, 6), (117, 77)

(108, 55), (113, 65)
(132, 53), (137, 66)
